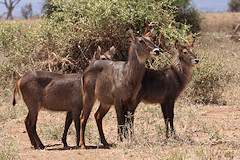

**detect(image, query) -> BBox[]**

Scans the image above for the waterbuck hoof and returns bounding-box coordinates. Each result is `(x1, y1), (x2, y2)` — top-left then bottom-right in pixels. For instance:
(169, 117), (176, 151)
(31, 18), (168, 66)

(80, 144), (86, 149)
(102, 142), (109, 147)
(34, 145), (45, 150)
(62, 140), (67, 147)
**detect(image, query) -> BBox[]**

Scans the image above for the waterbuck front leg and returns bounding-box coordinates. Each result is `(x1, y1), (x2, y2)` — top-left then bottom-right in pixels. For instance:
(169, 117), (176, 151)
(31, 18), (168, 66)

(161, 103), (169, 139)
(161, 101), (176, 139)
(168, 101), (176, 138)
(94, 104), (111, 146)
(62, 111), (73, 147)
(114, 100), (126, 142)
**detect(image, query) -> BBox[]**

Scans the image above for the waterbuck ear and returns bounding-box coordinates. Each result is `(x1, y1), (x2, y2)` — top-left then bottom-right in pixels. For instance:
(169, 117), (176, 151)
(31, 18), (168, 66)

(175, 40), (181, 49)
(109, 46), (116, 56)
(147, 28), (157, 39)
(126, 28), (135, 41)
(188, 37), (196, 47)
(97, 46), (102, 55)
(92, 46), (101, 60)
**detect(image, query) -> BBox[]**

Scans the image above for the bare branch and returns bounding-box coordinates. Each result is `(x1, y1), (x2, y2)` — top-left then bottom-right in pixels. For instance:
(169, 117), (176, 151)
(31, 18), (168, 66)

(13, 0), (21, 8)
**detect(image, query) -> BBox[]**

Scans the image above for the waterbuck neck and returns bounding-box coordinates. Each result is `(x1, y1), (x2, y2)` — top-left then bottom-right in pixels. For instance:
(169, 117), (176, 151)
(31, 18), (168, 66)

(126, 43), (146, 83)
(171, 55), (194, 89)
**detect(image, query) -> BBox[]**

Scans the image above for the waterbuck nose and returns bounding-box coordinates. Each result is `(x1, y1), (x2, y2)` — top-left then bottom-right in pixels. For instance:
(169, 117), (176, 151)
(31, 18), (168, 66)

(153, 48), (160, 55)
(194, 59), (199, 64)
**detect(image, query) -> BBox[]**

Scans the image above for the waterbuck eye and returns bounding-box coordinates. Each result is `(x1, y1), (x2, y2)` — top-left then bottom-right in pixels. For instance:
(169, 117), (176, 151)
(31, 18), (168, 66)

(183, 51), (188, 54)
(139, 39), (145, 44)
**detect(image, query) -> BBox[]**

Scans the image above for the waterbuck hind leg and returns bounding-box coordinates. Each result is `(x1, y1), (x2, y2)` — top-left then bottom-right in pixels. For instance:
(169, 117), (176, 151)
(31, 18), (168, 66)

(80, 93), (95, 149)
(62, 112), (73, 147)
(25, 112), (37, 148)
(29, 109), (45, 149)
(94, 104), (111, 146)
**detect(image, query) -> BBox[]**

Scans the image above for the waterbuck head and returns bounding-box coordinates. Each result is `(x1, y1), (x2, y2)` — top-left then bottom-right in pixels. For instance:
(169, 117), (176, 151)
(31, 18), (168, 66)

(126, 28), (160, 63)
(99, 46), (116, 60)
(90, 46), (116, 62)
(175, 38), (199, 67)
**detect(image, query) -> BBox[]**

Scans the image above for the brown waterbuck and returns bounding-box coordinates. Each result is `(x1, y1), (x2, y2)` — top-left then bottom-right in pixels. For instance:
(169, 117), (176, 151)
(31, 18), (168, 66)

(93, 38), (199, 144)
(80, 28), (160, 149)
(12, 46), (115, 149)
(134, 39), (199, 139)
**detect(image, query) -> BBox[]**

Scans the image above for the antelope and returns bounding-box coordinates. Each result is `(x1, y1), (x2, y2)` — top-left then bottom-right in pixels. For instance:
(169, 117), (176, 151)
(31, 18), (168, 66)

(137, 39), (199, 138)
(80, 28), (160, 149)
(12, 46), (115, 149)
(136, 39), (199, 138)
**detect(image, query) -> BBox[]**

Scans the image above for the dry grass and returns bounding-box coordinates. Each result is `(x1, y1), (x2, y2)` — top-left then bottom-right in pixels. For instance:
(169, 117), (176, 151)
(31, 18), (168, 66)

(201, 12), (240, 33)
(0, 12), (240, 159)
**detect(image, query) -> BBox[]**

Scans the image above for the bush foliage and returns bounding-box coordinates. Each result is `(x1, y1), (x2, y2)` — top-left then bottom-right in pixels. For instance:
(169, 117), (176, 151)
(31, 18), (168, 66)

(42, 0), (191, 70)
(228, 0), (240, 12)
(187, 54), (232, 104)
(1, 0), (191, 73)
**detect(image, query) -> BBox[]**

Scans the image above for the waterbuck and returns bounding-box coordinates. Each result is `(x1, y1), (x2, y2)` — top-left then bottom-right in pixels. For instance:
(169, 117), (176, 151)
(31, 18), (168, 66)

(134, 39), (199, 138)
(80, 29), (160, 149)
(12, 46), (115, 149)
(94, 38), (199, 144)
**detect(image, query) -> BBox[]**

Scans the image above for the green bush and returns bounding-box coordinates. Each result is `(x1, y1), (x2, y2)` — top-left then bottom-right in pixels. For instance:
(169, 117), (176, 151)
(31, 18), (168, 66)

(187, 56), (232, 104)
(0, 20), (47, 93)
(0, 0), (191, 91)
(41, 0), (191, 71)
